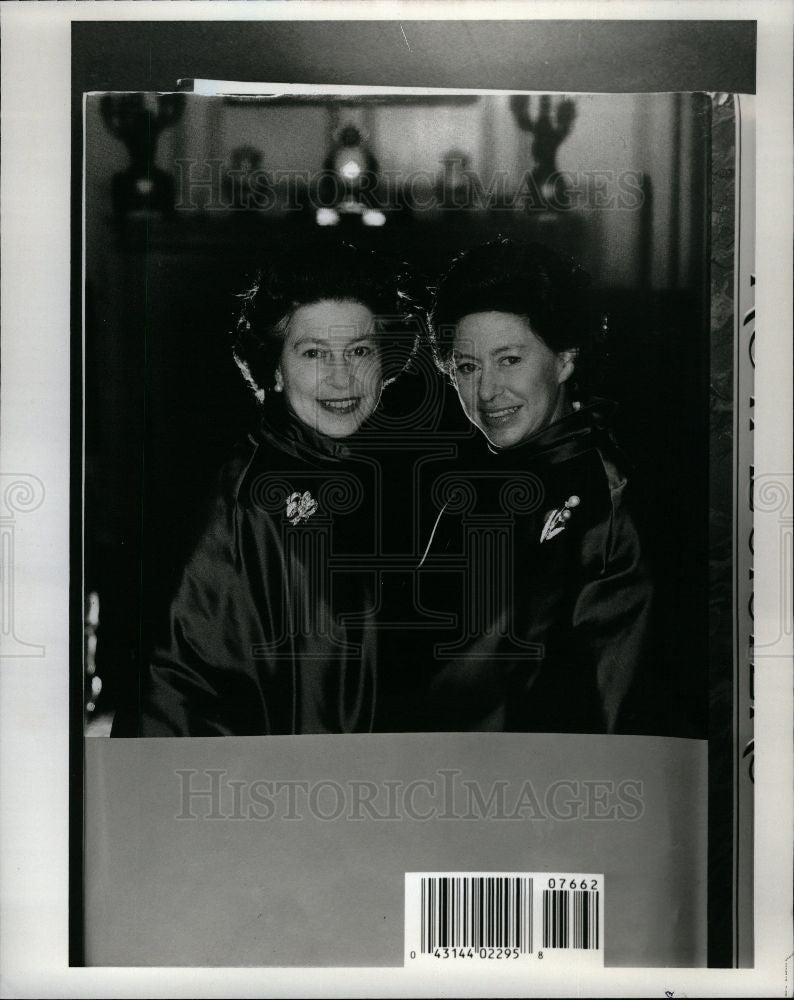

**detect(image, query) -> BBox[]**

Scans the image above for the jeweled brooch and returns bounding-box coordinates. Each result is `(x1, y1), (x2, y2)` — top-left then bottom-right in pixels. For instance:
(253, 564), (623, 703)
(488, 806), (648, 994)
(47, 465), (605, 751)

(540, 494), (580, 543)
(286, 490), (318, 525)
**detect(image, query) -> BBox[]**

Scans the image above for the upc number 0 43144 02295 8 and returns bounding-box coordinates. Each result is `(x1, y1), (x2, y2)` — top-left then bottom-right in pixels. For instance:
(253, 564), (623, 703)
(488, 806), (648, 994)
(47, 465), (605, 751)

(404, 872), (604, 965)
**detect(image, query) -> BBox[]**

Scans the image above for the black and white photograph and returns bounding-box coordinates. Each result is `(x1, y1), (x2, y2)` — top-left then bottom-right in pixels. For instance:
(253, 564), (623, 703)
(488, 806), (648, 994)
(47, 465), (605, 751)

(1, 6), (792, 997)
(81, 70), (744, 969)
(87, 87), (712, 743)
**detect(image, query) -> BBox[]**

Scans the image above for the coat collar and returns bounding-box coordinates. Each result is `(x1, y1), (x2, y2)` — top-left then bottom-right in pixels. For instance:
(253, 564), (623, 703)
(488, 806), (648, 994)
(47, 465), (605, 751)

(255, 396), (352, 465)
(487, 398), (618, 467)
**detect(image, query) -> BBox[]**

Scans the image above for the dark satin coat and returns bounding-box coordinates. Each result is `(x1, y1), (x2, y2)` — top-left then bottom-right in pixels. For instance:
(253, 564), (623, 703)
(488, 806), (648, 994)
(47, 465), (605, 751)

(404, 400), (656, 733)
(116, 397), (654, 736)
(121, 402), (400, 736)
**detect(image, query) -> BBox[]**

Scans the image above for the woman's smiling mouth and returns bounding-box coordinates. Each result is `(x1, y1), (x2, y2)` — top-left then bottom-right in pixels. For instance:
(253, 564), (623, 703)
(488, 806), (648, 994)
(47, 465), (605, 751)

(318, 397), (361, 415)
(480, 405), (522, 427)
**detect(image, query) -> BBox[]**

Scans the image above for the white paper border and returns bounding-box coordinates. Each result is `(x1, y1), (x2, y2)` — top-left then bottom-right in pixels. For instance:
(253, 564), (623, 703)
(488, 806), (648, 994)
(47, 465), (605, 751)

(1, 2), (791, 997)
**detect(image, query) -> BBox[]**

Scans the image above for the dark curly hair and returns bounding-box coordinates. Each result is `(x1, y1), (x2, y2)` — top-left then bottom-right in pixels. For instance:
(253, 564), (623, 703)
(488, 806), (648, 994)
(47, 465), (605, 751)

(232, 242), (423, 401)
(429, 238), (593, 387)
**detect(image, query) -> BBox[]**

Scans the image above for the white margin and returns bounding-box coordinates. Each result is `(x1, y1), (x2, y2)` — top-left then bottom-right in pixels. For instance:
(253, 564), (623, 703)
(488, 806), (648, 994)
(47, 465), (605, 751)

(1, 2), (791, 998)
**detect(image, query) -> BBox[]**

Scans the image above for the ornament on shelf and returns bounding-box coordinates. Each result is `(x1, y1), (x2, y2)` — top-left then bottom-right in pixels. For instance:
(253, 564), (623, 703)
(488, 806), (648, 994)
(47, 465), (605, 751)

(509, 94), (577, 203)
(222, 145), (270, 211)
(435, 149), (473, 209)
(100, 92), (186, 218)
(317, 123), (383, 227)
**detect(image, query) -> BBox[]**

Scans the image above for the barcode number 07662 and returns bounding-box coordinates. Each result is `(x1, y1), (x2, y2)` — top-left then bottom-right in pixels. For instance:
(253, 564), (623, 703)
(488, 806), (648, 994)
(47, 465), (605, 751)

(548, 877), (599, 891)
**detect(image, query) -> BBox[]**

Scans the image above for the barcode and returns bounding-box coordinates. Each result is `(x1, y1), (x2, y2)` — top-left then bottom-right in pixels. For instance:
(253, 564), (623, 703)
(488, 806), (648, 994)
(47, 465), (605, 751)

(542, 888), (600, 949)
(405, 872), (604, 963)
(420, 876), (533, 953)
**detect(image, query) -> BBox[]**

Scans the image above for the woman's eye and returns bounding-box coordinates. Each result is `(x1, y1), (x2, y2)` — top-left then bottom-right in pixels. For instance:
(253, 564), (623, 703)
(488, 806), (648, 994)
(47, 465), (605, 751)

(350, 345), (372, 358)
(303, 348), (323, 360)
(456, 363), (477, 376)
(500, 355), (522, 367)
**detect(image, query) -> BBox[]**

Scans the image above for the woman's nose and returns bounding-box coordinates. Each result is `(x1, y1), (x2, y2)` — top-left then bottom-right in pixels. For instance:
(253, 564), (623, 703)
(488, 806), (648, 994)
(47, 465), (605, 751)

(478, 365), (499, 401)
(324, 355), (351, 388)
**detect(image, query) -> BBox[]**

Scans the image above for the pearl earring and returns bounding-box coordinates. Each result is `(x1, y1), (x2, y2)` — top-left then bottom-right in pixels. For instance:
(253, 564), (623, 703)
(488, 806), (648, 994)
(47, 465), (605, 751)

(274, 370), (283, 393)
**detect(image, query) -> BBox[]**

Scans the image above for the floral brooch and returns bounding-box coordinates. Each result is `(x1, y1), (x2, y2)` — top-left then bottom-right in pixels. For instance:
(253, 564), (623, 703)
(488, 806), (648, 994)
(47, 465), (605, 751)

(286, 490), (318, 525)
(540, 494), (580, 543)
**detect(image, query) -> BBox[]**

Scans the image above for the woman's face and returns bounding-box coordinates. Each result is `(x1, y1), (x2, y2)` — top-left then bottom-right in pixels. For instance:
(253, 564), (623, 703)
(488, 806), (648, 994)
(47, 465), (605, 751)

(277, 299), (383, 438)
(451, 311), (574, 449)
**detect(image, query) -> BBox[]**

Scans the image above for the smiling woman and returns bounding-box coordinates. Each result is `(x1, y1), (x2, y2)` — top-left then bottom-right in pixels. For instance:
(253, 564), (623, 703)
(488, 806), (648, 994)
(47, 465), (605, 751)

(451, 311), (576, 449)
(112, 244), (422, 736)
(414, 238), (661, 734)
(277, 299), (383, 437)
(232, 242), (416, 415)
(431, 238), (590, 450)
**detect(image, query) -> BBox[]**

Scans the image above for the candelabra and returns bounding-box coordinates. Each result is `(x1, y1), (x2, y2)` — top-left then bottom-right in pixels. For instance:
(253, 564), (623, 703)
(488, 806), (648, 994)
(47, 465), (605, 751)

(100, 92), (186, 217)
(509, 94), (576, 198)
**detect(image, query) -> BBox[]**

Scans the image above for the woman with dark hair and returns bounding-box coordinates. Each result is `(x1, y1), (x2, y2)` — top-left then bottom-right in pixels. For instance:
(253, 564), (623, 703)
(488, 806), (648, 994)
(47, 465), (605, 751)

(412, 237), (656, 733)
(431, 237), (593, 443)
(115, 243), (421, 735)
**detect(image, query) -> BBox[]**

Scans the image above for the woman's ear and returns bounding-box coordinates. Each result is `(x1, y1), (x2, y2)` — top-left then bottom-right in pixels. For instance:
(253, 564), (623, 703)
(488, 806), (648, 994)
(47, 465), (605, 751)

(557, 349), (578, 385)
